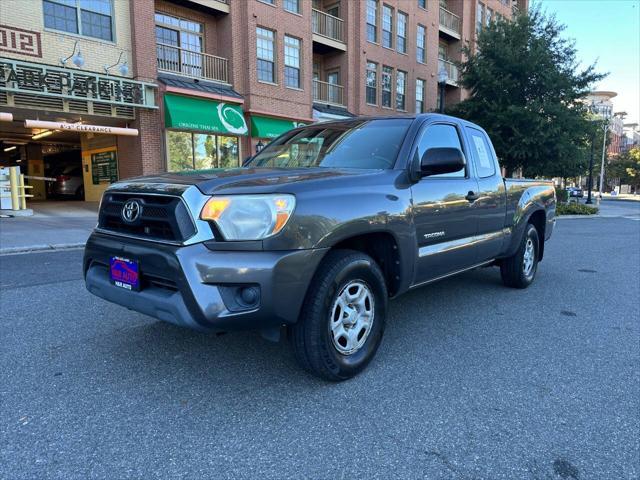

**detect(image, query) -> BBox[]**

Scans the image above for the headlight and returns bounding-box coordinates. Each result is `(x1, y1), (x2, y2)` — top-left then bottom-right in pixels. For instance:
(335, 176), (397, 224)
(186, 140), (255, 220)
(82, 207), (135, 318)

(200, 194), (296, 240)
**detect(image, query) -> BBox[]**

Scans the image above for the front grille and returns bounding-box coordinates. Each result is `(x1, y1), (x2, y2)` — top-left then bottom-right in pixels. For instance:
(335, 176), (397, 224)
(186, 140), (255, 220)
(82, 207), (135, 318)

(98, 192), (196, 242)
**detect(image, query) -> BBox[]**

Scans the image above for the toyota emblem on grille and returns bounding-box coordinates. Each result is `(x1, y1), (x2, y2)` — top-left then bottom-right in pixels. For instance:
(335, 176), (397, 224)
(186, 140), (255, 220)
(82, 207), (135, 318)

(122, 200), (142, 223)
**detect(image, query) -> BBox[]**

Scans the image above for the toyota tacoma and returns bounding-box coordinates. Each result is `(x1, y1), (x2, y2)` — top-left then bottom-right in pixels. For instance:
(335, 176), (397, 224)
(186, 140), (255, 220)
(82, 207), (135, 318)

(84, 115), (556, 381)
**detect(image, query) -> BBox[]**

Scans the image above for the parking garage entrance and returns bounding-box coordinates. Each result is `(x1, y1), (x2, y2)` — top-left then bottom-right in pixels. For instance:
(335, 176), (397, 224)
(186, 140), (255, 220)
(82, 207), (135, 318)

(0, 116), (122, 203)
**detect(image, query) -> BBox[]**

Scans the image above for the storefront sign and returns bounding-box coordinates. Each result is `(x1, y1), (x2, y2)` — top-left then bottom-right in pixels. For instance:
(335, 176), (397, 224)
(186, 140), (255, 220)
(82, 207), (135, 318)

(25, 120), (139, 136)
(0, 25), (42, 58)
(91, 151), (118, 185)
(0, 58), (157, 109)
(250, 115), (307, 139)
(164, 94), (248, 135)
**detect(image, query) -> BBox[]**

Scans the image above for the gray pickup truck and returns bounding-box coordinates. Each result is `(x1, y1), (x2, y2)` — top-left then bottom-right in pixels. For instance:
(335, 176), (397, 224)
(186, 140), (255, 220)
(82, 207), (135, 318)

(84, 115), (555, 380)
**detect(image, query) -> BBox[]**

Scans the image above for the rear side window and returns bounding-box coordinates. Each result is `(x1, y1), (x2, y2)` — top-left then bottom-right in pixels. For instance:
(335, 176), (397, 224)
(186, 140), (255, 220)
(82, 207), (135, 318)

(416, 123), (465, 178)
(466, 127), (496, 178)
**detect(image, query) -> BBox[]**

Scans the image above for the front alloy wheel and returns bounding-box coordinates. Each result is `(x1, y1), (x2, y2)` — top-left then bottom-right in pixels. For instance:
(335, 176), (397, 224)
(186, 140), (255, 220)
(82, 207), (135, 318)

(290, 250), (387, 381)
(329, 281), (375, 355)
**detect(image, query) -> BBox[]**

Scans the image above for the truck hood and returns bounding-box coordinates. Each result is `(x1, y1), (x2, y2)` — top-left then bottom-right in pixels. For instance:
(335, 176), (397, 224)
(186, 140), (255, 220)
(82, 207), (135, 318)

(113, 167), (377, 195)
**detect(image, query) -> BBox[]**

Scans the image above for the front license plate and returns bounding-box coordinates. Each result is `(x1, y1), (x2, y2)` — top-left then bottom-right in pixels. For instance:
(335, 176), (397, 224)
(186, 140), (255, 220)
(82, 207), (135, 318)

(109, 256), (140, 291)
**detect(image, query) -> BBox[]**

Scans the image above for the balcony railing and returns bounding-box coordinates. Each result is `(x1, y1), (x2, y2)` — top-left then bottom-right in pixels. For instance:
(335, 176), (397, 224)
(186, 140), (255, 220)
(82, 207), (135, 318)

(312, 9), (345, 43)
(438, 58), (459, 85)
(313, 79), (345, 106)
(439, 7), (461, 37)
(156, 43), (229, 84)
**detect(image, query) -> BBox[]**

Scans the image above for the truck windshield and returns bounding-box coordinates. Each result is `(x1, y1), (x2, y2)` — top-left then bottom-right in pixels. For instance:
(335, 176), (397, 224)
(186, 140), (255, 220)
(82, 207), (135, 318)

(246, 119), (411, 169)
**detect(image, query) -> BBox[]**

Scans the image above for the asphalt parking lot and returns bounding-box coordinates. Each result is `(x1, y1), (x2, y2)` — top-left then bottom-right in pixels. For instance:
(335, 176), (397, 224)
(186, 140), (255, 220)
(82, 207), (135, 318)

(1, 213), (639, 479)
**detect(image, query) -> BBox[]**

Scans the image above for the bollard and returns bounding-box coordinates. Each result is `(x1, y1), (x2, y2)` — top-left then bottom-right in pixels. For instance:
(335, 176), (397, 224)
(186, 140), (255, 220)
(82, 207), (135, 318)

(9, 166), (19, 210)
(19, 174), (26, 210)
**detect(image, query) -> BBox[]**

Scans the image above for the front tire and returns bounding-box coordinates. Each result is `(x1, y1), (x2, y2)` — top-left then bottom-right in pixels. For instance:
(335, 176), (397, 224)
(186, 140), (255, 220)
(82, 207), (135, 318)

(500, 223), (540, 289)
(290, 250), (387, 381)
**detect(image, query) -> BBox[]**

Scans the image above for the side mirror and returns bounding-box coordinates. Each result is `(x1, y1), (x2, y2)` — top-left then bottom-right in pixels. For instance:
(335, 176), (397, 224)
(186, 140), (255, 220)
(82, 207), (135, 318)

(420, 147), (465, 177)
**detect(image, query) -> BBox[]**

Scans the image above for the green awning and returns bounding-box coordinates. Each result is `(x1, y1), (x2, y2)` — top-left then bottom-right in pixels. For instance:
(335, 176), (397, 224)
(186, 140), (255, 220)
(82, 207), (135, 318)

(164, 94), (248, 135)
(250, 115), (307, 138)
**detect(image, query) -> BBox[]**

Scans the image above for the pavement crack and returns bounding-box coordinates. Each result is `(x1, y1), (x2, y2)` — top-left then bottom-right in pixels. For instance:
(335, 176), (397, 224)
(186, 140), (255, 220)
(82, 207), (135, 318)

(424, 449), (462, 475)
(0, 277), (82, 291)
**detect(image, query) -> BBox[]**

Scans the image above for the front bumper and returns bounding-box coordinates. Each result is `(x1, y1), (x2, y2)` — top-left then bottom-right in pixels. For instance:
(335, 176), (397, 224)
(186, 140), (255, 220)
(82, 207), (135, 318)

(83, 232), (327, 332)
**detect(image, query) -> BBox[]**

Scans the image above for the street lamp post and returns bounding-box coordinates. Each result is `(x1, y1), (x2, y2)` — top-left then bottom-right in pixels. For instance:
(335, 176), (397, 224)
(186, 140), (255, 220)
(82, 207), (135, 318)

(438, 68), (448, 114)
(587, 100), (612, 203)
(598, 120), (609, 199)
(585, 133), (595, 204)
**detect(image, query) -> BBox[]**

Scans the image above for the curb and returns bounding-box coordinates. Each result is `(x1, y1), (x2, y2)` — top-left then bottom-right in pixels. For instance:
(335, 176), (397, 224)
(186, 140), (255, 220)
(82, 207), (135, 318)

(556, 215), (601, 220)
(0, 242), (85, 256)
(556, 214), (640, 220)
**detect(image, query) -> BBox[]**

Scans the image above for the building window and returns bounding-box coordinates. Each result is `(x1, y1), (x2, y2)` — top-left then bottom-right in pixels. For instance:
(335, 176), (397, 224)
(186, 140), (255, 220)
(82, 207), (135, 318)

(396, 12), (407, 54)
(396, 70), (406, 110)
(366, 0), (378, 43)
(366, 61), (378, 105)
(486, 7), (493, 25)
(257, 27), (276, 83)
(382, 66), (393, 108)
(43, 0), (114, 41)
(418, 0), (426, 9)
(476, 2), (484, 35)
(416, 78), (425, 113)
(438, 42), (447, 60)
(167, 131), (239, 171)
(258, 0), (275, 4)
(284, 35), (301, 88)
(284, 0), (300, 13)
(382, 5), (393, 48)
(417, 24), (426, 63)
(155, 13), (204, 77)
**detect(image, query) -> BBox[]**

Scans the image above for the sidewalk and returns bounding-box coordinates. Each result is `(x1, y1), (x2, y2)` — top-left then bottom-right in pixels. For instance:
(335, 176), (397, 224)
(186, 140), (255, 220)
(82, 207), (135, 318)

(0, 201), (98, 255)
(600, 193), (640, 202)
(556, 199), (640, 220)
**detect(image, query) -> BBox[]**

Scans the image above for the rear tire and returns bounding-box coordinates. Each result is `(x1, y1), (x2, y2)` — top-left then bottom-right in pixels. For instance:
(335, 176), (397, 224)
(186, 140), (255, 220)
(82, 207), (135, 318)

(290, 250), (387, 381)
(500, 223), (539, 289)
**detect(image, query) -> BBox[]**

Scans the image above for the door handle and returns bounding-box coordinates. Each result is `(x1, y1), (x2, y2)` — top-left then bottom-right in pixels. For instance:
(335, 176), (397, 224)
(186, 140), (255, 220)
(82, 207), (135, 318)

(465, 191), (480, 202)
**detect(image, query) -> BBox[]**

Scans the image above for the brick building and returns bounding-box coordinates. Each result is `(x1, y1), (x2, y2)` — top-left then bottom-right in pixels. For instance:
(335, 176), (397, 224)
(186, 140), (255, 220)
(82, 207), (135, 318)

(1, 0), (526, 202)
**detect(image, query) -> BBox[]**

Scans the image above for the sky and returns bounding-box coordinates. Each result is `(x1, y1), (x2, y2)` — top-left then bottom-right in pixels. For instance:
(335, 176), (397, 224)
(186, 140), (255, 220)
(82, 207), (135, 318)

(536, 0), (640, 124)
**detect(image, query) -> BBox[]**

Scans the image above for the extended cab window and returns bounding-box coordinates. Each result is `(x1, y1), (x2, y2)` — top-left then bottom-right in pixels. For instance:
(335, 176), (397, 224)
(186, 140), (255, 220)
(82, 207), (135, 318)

(466, 127), (496, 178)
(247, 119), (411, 169)
(416, 124), (466, 178)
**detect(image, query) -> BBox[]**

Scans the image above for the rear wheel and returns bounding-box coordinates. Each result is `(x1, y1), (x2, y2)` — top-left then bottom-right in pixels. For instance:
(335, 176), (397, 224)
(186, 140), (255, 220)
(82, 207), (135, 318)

(500, 223), (540, 289)
(290, 250), (387, 381)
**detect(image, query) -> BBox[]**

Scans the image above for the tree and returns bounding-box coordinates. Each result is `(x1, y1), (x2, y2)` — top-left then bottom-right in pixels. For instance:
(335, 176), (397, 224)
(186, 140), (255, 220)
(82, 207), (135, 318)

(609, 147), (640, 191)
(448, 8), (605, 178)
(626, 148), (640, 186)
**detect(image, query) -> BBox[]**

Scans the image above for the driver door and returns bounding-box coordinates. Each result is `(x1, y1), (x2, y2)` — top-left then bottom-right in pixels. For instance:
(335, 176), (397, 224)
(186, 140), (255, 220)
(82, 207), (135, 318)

(410, 123), (480, 283)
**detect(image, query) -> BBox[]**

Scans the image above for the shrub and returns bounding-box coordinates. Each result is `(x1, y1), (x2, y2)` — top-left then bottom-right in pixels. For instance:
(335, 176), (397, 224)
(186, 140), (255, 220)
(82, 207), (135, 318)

(555, 187), (568, 203)
(556, 203), (598, 215)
